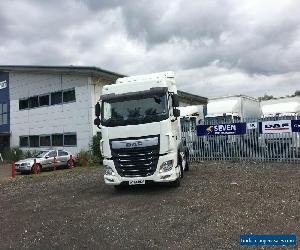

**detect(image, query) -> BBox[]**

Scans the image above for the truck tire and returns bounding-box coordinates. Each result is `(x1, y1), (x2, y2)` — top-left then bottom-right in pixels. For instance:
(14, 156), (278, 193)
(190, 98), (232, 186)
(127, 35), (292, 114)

(170, 162), (182, 187)
(178, 152), (184, 178)
(185, 150), (189, 171)
(114, 185), (123, 191)
(185, 159), (189, 171)
(170, 177), (180, 187)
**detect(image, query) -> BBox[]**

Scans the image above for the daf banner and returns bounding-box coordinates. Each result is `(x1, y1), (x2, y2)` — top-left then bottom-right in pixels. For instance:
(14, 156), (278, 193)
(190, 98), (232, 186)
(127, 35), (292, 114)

(197, 123), (246, 136)
(261, 120), (291, 134)
(247, 122), (258, 130)
(291, 120), (300, 132)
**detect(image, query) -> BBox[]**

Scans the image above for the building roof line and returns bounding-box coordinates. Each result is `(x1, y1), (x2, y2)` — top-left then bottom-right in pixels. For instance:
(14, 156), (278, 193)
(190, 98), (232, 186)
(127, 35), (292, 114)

(0, 65), (125, 78)
(0, 65), (208, 104)
(177, 90), (208, 104)
(209, 94), (259, 102)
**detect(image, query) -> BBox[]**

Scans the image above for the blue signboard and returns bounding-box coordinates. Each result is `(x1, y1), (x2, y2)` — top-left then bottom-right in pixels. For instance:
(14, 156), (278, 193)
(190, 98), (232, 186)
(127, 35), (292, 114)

(240, 234), (296, 246)
(291, 120), (300, 132)
(197, 123), (246, 136)
(0, 71), (10, 133)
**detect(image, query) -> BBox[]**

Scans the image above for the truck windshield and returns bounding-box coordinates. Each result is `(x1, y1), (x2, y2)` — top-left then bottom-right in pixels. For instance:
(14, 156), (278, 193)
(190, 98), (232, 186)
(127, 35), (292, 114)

(205, 115), (240, 124)
(101, 94), (168, 127)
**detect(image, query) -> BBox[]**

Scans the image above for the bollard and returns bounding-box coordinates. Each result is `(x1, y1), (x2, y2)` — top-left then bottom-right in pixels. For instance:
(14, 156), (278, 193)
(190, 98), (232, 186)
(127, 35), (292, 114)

(34, 159), (37, 175)
(53, 157), (56, 177)
(11, 160), (15, 178)
(69, 155), (73, 169)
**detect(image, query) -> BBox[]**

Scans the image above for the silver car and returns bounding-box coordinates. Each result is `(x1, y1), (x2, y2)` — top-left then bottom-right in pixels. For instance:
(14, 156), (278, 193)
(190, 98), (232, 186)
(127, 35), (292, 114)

(15, 149), (76, 174)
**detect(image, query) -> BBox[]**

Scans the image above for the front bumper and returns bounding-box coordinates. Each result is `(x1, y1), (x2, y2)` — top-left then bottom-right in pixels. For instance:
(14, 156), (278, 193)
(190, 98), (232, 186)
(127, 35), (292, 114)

(103, 152), (180, 185)
(15, 164), (32, 172)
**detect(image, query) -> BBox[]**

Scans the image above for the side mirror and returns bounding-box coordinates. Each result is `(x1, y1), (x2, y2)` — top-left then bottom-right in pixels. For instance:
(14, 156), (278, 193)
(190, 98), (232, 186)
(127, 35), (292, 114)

(95, 102), (101, 117)
(173, 108), (180, 118)
(94, 117), (101, 126)
(172, 94), (179, 107)
(45, 155), (49, 159)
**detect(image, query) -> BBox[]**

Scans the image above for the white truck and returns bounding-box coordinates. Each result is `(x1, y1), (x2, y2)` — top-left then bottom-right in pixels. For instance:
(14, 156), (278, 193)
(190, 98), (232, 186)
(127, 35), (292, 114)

(204, 95), (261, 157)
(94, 71), (189, 188)
(179, 105), (205, 157)
(206, 95), (261, 122)
(179, 105), (205, 124)
(260, 96), (300, 119)
(260, 96), (300, 157)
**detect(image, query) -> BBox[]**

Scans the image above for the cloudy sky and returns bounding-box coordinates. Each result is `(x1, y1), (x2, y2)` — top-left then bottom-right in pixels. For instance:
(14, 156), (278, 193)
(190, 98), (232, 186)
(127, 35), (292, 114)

(0, 0), (299, 98)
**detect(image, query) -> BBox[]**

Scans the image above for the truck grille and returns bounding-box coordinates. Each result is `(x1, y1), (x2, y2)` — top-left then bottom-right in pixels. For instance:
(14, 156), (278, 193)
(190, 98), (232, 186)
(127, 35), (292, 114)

(110, 138), (160, 177)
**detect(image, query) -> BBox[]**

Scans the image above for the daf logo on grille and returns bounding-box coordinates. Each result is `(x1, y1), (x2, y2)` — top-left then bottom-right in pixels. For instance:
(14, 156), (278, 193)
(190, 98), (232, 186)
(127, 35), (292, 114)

(111, 137), (158, 149)
(126, 141), (142, 148)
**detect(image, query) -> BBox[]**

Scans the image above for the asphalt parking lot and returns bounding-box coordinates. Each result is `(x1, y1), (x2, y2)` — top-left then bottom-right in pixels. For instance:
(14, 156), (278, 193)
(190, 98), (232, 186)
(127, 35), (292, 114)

(0, 161), (299, 249)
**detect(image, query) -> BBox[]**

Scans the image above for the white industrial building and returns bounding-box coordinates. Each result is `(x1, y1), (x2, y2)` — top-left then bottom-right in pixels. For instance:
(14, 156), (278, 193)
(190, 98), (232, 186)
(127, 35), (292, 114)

(0, 66), (207, 154)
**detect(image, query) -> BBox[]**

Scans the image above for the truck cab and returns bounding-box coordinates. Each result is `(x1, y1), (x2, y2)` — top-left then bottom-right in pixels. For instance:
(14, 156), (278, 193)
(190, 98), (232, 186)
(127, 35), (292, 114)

(94, 71), (188, 188)
(205, 95), (261, 123)
(259, 97), (300, 157)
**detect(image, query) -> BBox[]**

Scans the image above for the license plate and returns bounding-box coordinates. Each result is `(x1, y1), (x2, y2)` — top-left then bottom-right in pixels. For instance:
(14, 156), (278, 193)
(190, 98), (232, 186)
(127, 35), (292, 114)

(129, 180), (145, 185)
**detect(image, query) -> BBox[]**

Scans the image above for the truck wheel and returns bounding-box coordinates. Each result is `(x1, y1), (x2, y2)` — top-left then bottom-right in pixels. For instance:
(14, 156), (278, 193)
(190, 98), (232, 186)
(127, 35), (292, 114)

(170, 177), (180, 188)
(185, 150), (189, 171)
(178, 152), (184, 178)
(185, 160), (189, 171)
(114, 185), (123, 191)
(170, 164), (182, 187)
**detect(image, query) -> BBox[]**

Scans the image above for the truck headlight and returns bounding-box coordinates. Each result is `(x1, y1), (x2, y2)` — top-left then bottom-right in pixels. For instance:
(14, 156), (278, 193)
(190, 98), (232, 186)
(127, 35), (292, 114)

(105, 166), (115, 176)
(159, 160), (173, 173)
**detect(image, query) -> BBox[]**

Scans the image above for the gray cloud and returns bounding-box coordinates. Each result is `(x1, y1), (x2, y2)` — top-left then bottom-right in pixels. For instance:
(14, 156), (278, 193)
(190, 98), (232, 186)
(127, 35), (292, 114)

(81, 0), (300, 75)
(0, 0), (299, 97)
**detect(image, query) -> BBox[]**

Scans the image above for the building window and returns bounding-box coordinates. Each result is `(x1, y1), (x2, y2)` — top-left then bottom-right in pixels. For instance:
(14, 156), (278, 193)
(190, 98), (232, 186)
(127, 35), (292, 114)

(29, 96), (39, 108)
(52, 134), (63, 146)
(19, 136), (29, 147)
(63, 89), (76, 103)
(29, 136), (39, 147)
(39, 95), (50, 107)
(0, 103), (8, 125)
(51, 92), (62, 105)
(40, 135), (51, 147)
(19, 88), (76, 110)
(19, 99), (29, 110)
(19, 132), (77, 148)
(64, 133), (77, 146)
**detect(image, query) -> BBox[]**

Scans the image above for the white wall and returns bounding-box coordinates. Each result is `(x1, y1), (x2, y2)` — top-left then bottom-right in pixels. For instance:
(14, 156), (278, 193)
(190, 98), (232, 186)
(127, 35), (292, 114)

(89, 77), (104, 137)
(9, 72), (93, 154)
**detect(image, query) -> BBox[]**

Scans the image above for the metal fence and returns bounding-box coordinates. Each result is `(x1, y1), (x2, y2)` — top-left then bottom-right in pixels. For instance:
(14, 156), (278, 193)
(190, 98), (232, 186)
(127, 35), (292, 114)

(181, 117), (300, 162)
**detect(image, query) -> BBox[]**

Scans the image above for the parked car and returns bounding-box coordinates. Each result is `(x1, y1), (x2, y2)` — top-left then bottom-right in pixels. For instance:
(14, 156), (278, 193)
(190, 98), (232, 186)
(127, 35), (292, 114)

(15, 149), (76, 174)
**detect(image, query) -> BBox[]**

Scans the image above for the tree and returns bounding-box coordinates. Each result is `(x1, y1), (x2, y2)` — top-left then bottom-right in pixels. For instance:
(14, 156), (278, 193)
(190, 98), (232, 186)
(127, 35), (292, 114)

(258, 94), (274, 101)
